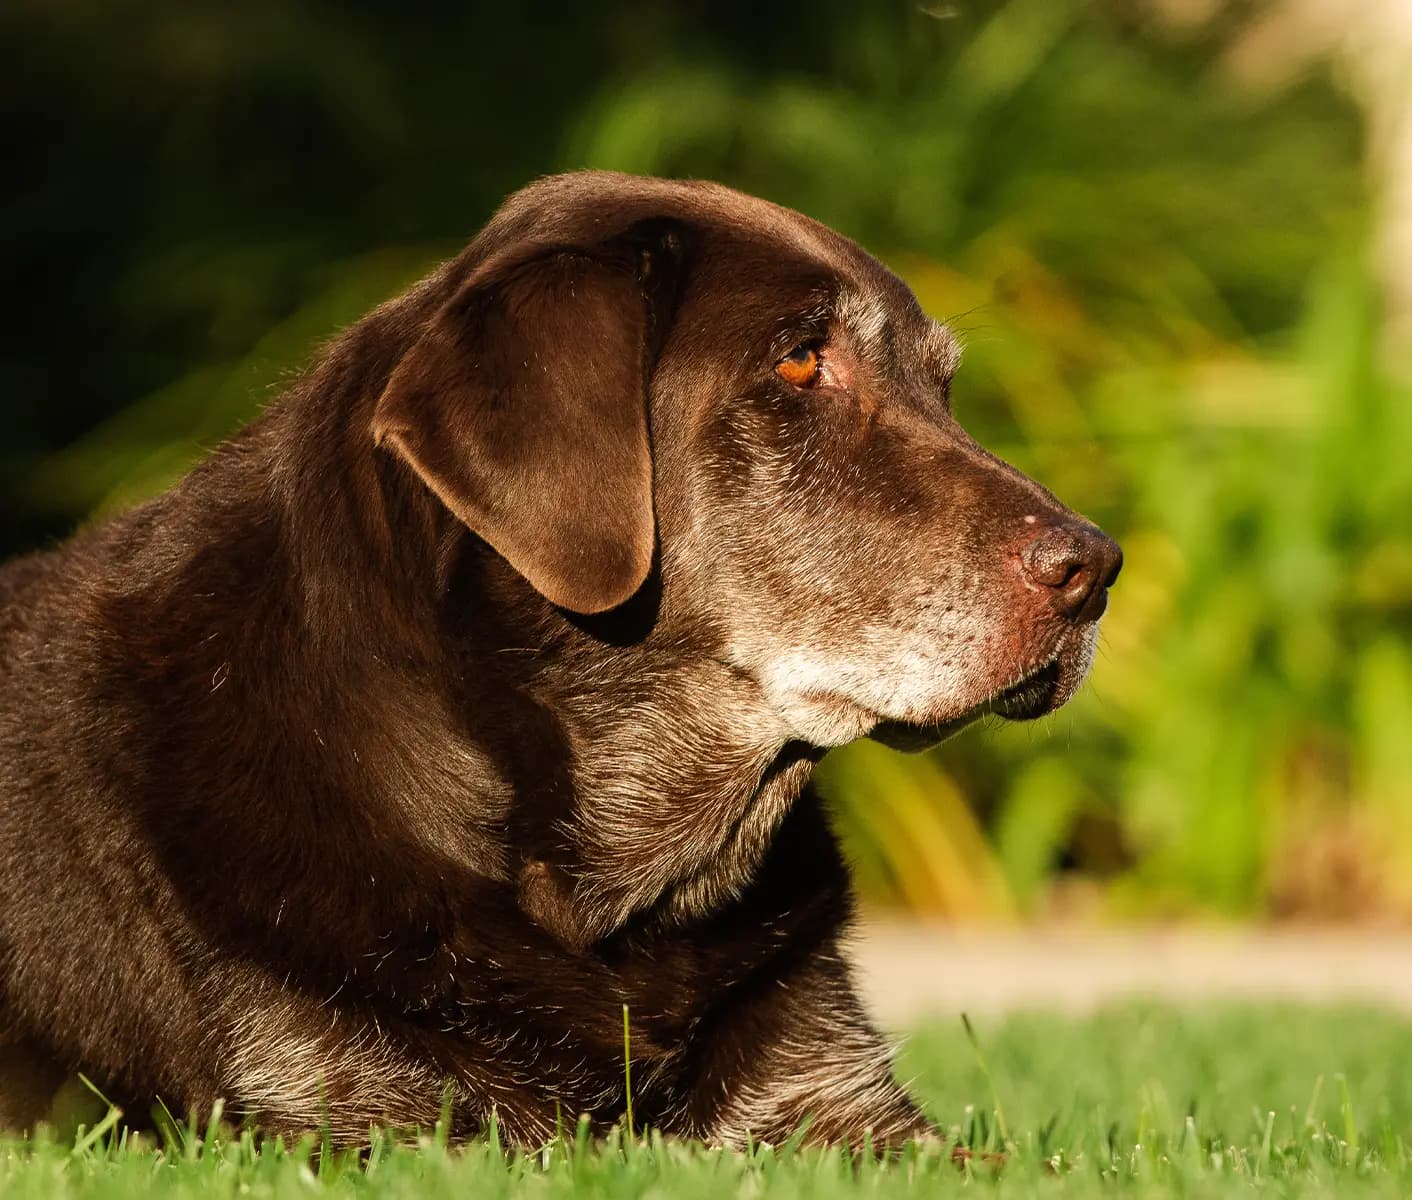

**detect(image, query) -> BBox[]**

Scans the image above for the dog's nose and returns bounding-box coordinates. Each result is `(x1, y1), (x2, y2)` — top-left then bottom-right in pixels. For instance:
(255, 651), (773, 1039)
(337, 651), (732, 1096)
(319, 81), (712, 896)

(1019, 521), (1122, 622)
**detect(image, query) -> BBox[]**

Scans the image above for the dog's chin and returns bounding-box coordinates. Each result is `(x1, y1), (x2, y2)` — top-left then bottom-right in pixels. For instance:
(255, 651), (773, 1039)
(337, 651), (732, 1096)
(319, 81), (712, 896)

(865, 713), (977, 753)
(868, 652), (1080, 754)
(766, 630), (1096, 751)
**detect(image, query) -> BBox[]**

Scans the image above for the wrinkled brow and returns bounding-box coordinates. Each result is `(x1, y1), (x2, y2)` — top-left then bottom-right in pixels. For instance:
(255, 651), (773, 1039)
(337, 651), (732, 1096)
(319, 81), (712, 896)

(924, 320), (964, 377)
(836, 290), (963, 378)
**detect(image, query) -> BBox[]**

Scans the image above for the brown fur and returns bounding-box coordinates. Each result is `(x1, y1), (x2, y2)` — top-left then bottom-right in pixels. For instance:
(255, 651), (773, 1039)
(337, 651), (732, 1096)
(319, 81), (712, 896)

(0, 172), (1119, 1147)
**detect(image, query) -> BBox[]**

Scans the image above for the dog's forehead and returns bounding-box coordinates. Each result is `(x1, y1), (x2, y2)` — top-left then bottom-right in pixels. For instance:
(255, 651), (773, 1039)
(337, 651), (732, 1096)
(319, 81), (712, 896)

(724, 201), (895, 302)
(703, 192), (962, 370)
(488, 173), (962, 370)
(689, 188), (959, 358)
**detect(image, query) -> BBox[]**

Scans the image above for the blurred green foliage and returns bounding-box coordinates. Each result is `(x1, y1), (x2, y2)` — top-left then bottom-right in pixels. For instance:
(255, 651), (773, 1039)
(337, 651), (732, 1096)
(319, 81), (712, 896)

(4, 1), (1406, 919)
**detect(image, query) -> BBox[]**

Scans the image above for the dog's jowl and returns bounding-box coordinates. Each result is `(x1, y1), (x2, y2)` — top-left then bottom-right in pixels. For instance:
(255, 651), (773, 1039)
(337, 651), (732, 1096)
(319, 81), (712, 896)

(0, 172), (1120, 1146)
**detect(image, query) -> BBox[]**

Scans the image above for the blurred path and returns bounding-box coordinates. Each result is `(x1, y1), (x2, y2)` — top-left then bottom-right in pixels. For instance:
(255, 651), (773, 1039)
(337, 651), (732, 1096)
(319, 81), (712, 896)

(854, 922), (1412, 1028)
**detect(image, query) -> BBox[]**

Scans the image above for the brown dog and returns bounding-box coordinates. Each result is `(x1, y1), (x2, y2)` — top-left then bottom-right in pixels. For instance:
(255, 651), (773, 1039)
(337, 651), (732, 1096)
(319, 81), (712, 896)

(0, 172), (1119, 1146)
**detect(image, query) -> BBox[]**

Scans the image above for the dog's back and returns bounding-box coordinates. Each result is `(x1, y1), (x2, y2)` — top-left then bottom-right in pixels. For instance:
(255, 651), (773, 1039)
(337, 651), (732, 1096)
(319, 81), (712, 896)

(0, 488), (249, 1129)
(0, 551), (64, 665)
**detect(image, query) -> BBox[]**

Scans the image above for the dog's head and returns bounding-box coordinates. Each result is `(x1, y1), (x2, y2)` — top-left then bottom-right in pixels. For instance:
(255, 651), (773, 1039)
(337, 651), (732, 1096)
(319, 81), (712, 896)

(373, 172), (1120, 748)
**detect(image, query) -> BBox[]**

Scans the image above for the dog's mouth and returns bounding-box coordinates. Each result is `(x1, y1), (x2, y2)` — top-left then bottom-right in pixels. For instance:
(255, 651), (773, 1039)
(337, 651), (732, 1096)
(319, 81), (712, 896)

(989, 657), (1064, 720)
(868, 657), (1066, 753)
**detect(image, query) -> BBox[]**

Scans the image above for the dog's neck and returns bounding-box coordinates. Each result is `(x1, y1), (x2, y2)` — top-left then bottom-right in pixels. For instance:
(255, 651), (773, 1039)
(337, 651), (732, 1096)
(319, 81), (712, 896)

(437, 540), (821, 951)
(516, 632), (822, 950)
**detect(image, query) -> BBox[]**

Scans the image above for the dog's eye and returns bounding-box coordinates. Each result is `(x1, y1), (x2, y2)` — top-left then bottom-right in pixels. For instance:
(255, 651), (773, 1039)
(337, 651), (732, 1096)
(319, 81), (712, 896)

(775, 344), (823, 388)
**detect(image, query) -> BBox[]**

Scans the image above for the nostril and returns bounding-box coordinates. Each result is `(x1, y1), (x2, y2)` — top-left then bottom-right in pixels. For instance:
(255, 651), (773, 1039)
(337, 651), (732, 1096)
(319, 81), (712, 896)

(1054, 561), (1086, 592)
(1020, 531), (1083, 589)
(1020, 522), (1119, 621)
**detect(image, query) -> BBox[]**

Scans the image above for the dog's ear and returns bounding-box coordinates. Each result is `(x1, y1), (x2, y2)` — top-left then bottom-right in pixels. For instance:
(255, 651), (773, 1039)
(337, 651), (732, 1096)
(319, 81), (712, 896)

(373, 232), (681, 614)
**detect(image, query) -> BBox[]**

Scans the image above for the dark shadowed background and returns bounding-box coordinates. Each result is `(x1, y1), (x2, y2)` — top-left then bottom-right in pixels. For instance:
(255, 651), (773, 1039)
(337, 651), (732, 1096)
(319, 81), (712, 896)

(4, 0), (1408, 922)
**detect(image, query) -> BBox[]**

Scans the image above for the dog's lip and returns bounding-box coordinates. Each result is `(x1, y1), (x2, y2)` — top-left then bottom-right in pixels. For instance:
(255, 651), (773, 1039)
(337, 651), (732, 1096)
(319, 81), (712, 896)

(867, 656), (1064, 752)
(988, 657), (1064, 721)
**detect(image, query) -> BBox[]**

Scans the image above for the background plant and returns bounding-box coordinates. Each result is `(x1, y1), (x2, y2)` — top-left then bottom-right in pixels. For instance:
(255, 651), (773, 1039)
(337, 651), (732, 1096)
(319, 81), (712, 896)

(5, 0), (1405, 920)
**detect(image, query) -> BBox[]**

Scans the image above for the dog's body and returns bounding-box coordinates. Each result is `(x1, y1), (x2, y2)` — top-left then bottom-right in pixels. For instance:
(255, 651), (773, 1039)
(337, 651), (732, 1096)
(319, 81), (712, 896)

(0, 173), (1118, 1145)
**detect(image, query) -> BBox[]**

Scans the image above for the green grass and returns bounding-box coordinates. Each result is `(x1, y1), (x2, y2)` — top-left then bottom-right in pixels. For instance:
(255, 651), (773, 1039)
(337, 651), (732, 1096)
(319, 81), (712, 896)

(5, 1003), (1410, 1197)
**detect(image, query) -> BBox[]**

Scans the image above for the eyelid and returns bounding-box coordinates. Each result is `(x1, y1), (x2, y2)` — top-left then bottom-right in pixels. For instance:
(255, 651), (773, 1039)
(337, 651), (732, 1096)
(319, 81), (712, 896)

(770, 310), (831, 357)
(773, 332), (823, 359)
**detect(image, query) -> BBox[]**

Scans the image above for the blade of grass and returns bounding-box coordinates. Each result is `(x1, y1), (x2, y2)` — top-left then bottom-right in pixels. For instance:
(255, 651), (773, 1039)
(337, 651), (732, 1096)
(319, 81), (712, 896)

(1338, 1074), (1359, 1155)
(622, 1003), (635, 1141)
(70, 1104), (122, 1158)
(961, 1012), (1010, 1147)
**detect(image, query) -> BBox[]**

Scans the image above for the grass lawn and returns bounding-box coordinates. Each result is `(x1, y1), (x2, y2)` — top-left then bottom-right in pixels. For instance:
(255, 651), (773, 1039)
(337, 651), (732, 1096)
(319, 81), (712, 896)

(3, 1003), (1410, 1198)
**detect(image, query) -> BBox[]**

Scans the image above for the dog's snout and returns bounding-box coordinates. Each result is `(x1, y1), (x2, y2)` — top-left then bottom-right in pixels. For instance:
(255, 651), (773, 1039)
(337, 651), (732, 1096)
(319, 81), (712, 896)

(1019, 521), (1122, 622)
